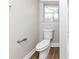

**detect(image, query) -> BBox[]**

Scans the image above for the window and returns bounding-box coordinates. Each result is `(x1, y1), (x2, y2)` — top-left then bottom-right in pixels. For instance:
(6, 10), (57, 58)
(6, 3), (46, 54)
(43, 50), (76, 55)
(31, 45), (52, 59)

(44, 4), (58, 23)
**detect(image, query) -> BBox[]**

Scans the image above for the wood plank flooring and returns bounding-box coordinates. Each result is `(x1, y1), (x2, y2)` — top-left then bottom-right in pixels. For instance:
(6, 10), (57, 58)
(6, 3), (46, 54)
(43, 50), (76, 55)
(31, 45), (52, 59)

(29, 47), (59, 59)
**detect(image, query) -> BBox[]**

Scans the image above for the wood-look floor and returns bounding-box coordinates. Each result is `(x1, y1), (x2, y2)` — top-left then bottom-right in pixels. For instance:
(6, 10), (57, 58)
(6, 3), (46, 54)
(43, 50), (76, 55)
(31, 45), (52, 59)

(29, 47), (59, 59)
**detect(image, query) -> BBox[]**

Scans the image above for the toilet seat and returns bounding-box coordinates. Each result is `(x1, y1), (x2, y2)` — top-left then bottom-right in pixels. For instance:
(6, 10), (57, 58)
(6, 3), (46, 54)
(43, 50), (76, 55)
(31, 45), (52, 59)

(36, 40), (50, 51)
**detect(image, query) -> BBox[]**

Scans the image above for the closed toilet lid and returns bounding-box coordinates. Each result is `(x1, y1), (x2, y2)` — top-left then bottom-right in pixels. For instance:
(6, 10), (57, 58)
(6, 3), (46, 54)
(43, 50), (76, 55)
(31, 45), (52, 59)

(36, 40), (50, 51)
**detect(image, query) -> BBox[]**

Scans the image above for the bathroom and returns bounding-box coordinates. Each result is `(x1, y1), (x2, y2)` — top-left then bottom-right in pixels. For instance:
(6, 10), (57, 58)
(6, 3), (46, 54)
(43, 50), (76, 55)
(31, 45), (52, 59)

(9, 0), (68, 59)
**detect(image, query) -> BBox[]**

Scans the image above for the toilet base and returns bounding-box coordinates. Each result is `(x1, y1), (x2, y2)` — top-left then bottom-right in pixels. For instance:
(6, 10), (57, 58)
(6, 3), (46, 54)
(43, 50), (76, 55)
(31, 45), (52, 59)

(39, 47), (50, 59)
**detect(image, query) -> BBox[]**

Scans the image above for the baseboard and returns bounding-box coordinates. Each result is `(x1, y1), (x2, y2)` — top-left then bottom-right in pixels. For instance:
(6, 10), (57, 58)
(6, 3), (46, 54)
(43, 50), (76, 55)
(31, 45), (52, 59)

(23, 48), (36, 59)
(50, 43), (59, 47)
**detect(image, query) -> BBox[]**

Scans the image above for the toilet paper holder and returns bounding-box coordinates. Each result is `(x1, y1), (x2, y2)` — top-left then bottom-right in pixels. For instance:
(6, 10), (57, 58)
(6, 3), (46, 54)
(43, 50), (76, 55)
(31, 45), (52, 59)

(17, 38), (27, 43)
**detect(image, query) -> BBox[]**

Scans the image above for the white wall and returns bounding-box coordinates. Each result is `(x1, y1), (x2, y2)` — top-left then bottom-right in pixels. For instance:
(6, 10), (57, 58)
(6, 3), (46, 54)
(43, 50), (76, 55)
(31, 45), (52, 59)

(9, 0), (39, 59)
(40, 0), (59, 1)
(59, 0), (68, 59)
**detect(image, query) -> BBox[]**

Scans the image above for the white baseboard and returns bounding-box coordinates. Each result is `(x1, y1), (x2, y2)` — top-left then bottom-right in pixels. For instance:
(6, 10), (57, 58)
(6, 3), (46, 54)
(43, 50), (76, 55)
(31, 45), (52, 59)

(23, 48), (36, 59)
(50, 43), (59, 47)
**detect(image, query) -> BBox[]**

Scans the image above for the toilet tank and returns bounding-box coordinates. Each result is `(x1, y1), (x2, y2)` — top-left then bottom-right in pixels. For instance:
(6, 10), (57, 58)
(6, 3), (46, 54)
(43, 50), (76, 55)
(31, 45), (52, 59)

(43, 29), (54, 40)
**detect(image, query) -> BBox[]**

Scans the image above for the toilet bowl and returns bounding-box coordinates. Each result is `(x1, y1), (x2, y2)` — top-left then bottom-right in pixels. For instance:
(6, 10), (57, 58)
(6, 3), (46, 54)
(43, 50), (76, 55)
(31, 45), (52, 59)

(36, 29), (54, 59)
(36, 40), (50, 59)
(36, 40), (50, 51)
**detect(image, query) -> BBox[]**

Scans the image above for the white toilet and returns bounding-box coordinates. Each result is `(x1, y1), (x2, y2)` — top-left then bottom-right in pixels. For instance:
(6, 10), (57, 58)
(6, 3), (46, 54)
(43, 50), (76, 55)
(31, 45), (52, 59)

(36, 29), (54, 59)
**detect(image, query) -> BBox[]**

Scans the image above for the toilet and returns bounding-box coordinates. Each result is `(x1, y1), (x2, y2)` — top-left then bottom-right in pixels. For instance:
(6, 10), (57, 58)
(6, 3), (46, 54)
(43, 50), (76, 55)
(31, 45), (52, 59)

(36, 29), (54, 59)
